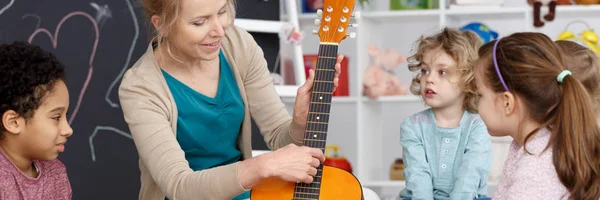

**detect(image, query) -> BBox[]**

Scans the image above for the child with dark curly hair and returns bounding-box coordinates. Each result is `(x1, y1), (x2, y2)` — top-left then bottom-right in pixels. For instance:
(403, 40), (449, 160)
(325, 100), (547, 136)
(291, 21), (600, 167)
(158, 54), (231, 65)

(0, 41), (73, 199)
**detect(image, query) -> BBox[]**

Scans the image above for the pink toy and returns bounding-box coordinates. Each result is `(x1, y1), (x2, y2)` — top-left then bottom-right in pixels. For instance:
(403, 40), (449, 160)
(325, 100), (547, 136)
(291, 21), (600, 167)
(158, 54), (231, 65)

(362, 45), (409, 99)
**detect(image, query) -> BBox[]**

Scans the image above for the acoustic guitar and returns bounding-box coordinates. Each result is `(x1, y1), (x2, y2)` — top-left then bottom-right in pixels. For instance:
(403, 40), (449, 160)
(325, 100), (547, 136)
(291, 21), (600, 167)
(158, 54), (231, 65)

(249, 0), (362, 199)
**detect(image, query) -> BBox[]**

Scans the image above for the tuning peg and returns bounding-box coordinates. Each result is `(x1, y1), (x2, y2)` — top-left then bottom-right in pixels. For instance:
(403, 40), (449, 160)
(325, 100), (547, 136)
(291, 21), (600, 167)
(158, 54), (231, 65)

(316, 9), (323, 17)
(312, 30), (318, 34)
(349, 23), (359, 28)
(352, 12), (361, 19)
(340, 16), (347, 23)
(347, 32), (356, 39)
(327, 6), (333, 13)
(314, 19), (321, 26)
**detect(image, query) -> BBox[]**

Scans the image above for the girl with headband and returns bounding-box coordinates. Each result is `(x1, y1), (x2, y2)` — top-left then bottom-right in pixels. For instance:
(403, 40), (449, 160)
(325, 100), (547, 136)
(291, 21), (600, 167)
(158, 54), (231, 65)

(475, 32), (600, 200)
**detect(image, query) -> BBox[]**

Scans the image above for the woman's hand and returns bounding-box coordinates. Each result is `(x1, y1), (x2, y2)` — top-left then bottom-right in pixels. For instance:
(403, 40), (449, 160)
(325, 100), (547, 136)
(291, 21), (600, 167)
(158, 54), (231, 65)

(258, 144), (326, 183)
(290, 54), (344, 138)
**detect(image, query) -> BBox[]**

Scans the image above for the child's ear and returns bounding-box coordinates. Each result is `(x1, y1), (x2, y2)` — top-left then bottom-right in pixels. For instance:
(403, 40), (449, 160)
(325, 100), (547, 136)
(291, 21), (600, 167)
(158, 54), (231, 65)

(2, 110), (23, 135)
(502, 92), (516, 115)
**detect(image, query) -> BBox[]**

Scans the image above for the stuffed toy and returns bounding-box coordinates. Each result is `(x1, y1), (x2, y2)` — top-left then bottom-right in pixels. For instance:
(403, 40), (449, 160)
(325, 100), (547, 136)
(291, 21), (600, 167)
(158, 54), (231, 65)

(362, 45), (409, 99)
(460, 22), (499, 44)
(528, 0), (557, 27)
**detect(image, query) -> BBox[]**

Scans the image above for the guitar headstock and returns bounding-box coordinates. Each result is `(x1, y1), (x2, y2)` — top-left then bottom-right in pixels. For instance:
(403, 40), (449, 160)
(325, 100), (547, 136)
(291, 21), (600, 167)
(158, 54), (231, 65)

(313, 0), (359, 44)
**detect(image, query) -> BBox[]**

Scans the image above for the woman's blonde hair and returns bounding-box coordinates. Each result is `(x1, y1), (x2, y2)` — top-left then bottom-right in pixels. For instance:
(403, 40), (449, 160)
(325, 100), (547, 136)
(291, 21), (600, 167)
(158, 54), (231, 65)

(140, 0), (236, 61)
(407, 27), (482, 113)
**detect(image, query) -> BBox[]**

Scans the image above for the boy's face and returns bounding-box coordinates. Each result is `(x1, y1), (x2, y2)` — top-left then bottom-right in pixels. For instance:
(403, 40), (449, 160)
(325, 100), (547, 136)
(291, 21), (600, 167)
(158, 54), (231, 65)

(419, 49), (464, 109)
(18, 80), (73, 160)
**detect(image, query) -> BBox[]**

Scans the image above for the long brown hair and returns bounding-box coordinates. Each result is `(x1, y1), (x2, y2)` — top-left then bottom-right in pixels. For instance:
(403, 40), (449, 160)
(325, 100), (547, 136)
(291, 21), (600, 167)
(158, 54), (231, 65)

(555, 40), (600, 114)
(478, 32), (600, 200)
(407, 27), (482, 113)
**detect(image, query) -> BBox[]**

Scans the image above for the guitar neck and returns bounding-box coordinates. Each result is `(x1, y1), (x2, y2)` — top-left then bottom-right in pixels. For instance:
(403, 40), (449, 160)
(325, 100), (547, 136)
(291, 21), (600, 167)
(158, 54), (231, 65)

(302, 43), (339, 150)
(293, 43), (339, 200)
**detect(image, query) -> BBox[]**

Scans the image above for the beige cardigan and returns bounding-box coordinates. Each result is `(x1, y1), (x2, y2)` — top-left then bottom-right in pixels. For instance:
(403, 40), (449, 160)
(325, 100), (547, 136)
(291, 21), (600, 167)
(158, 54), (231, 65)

(118, 26), (302, 200)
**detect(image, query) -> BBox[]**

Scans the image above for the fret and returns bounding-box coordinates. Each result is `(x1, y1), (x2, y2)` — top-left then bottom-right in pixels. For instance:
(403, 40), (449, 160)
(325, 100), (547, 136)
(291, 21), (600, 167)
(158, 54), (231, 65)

(304, 138), (326, 142)
(317, 44), (339, 58)
(305, 123), (328, 134)
(312, 82), (334, 93)
(308, 113), (330, 123)
(318, 56), (337, 59)
(314, 80), (334, 83)
(304, 131), (327, 141)
(307, 121), (328, 124)
(308, 111), (329, 115)
(315, 68), (335, 71)
(303, 140), (326, 149)
(296, 186), (321, 190)
(309, 103), (331, 114)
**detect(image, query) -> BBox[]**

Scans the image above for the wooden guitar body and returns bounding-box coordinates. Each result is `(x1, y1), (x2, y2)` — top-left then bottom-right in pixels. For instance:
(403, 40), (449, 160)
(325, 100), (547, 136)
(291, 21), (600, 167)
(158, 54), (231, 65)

(250, 165), (363, 200)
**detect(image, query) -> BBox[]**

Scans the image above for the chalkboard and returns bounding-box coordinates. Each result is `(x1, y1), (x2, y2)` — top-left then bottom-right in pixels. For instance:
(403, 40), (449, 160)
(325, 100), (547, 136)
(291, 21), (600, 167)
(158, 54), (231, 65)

(0, 0), (280, 199)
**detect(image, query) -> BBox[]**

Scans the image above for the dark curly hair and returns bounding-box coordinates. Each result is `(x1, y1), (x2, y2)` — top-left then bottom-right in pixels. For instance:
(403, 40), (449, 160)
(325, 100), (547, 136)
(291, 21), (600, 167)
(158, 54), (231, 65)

(0, 41), (66, 134)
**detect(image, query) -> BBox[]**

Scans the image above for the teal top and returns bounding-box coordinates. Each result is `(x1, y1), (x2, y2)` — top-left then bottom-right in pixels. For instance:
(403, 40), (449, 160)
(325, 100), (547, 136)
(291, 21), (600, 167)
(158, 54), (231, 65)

(162, 50), (249, 200)
(399, 108), (492, 200)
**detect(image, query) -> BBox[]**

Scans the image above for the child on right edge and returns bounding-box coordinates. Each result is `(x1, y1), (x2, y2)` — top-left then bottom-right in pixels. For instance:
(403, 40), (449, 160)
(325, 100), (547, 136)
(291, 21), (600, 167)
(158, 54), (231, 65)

(399, 28), (493, 200)
(474, 33), (600, 200)
(0, 41), (73, 199)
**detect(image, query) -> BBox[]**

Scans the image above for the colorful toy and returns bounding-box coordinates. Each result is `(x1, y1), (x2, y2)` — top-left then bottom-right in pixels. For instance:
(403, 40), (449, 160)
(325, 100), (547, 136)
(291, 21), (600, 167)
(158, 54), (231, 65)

(324, 145), (353, 173)
(362, 45), (409, 99)
(558, 20), (600, 55)
(528, 0), (557, 28)
(460, 22), (499, 44)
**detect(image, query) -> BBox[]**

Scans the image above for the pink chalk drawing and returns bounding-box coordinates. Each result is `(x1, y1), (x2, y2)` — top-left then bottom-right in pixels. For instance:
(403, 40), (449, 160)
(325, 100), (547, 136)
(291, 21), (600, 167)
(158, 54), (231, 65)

(28, 11), (99, 124)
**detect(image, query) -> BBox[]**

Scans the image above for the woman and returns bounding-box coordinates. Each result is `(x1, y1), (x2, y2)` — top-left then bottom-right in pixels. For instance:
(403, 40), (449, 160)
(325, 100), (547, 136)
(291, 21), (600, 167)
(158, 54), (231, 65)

(118, 0), (344, 199)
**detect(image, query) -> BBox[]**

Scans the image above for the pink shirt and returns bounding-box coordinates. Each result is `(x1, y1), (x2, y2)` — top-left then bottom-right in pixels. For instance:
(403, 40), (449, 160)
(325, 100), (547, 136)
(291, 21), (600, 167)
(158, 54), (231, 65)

(493, 128), (570, 200)
(0, 149), (72, 200)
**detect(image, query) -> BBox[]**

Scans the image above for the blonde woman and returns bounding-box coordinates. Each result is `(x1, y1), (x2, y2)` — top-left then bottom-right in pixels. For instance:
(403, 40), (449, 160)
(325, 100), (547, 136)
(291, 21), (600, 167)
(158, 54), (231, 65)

(118, 0), (343, 199)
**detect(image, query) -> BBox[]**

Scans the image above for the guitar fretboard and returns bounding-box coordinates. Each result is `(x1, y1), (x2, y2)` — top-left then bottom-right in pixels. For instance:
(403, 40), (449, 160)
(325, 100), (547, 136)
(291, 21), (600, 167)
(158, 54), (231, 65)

(293, 43), (338, 200)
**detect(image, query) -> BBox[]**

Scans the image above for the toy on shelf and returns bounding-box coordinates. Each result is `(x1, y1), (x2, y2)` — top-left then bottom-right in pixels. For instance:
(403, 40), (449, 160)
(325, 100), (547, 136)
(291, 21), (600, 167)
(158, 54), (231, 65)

(390, 158), (406, 180)
(557, 20), (600, 55)
(528, 0), (557, 28)
(362, 45), (409, 99)
(390, 0), (432, 10)
(460, 22), (499, 44)
(324, 145), (353, 173)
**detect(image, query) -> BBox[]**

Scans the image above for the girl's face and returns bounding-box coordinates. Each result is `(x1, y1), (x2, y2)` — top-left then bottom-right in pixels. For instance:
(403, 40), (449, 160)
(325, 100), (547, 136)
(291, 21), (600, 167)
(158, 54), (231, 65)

(475, 64), (512, 137)
(419, 48), (465, 110)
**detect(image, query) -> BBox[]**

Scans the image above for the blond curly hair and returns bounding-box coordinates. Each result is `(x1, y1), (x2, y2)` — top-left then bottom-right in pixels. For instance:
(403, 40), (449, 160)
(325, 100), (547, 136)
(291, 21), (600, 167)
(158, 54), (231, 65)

(407, 27), (482, 113)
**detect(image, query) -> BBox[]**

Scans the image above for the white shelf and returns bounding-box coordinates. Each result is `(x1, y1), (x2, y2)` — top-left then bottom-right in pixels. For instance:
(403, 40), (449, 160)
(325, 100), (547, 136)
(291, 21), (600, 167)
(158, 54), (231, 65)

(364, 10), (441, 18)
(274, 85), (299, 97)
(555, 4), (600, 12)
(445, 7), (526, 16)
